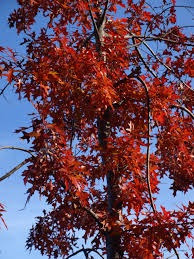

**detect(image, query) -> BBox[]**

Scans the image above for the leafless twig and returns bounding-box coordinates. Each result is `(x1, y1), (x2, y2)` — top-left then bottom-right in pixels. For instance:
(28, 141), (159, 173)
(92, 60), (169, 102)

(66, 248), (104, 259)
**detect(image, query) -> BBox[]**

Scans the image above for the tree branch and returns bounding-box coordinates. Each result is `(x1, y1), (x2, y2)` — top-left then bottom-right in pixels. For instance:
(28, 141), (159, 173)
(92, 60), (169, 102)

(60, 181), (104, 230)
(170, 105), (194, 119)
(132, 37), (157, 78)
(81, 203), (104, 230)
(0, 146), (35, 157)
(142, 41), (192, 90)
(0, 159), (29, 182)
(0, 82), (10, 96)
(87, 0), (100, 42)
(135, 76), (156, 213)
(66, 248), (104, 259)
(99, 0), (109, 28)
(132, 79), (182, 258)
(127, 34), (194, 47)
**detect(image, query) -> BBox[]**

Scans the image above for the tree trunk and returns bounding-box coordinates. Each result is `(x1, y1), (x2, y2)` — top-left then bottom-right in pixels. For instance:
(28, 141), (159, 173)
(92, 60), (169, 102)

(92, 5), (123, 257)
(97, 109), (123, 259)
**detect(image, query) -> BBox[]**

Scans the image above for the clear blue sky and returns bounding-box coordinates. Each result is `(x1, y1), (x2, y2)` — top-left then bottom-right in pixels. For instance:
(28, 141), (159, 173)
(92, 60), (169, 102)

(0, 1), (49, 258)
(0, 1), (193, 259)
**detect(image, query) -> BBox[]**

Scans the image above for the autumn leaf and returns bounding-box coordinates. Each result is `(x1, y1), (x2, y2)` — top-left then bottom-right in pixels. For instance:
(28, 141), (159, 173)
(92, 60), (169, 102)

(0, 1), (193, 258)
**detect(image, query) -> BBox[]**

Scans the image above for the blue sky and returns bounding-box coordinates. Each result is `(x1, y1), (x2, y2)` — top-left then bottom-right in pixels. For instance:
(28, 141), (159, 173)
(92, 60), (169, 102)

(0, 1), (193, 259)
(0, 1), (48, 258)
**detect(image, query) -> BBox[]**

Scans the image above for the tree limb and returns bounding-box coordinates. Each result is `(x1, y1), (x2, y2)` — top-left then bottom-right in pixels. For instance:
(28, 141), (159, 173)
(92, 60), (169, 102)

(87, 0), (100, 42)
(99, 0), (109, 28)
(170, 105), (194, 119)
(0, 159), (29, 182)
(127, 34), (194, 47)
(132, 37), (157, 78)
(66, 248), (104, 259)
(81, 203), (104, 230)
(135, 76), (156, 213)
(60, 180), (104, 231)
(142, 41), (192, 90)
(0, 82), (10, 96)
(0, 146), (35, 157)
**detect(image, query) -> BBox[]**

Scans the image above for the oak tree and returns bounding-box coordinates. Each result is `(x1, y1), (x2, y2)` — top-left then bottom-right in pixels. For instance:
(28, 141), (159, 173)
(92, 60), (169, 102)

(0, 0), (193, 258)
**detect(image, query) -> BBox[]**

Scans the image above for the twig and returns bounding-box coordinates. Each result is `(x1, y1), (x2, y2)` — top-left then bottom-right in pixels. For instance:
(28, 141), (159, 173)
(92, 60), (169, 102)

(66, 248), (104, 259)
(132, 37), (157, 78)
(0, 159), (28, 182)
(142, 41), (192, 90)
(0, 82), (10, 96)
(129, 35), (194, 47)
(171, 105), (194, 119)
(0, 146), (35, 157)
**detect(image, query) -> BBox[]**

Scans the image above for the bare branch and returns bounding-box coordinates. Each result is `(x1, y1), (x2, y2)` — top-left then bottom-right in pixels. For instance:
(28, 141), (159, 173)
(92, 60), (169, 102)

(81, 204), (104, 228)
(0, 159), (28, 182)
(135, 76), (156, 213)
(171, 105), (194, 119)
(0, 82), (10, 96)
(130, 35), (194, 47)
(87, 0), (100, 42)
(66, 248), (104, 259)
(132, 37), (157, 78)
(99, 0), (109, 27)
(0, 146), (35, 157)
(132, 79), (181, 259)
(142, 41), (192, 90)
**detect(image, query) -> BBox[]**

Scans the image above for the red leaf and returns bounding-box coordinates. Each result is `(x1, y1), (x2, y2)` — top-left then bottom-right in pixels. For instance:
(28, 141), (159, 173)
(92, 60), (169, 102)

(6, 69), (14, 83)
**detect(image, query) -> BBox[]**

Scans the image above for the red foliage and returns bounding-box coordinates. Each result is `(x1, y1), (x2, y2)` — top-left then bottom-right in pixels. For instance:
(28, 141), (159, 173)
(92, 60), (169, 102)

(0, 0), (193, 258)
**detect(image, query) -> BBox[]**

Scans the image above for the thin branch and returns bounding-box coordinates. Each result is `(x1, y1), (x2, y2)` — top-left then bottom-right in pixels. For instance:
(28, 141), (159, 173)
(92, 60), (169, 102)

(130, 35), (194, 47)
(0, 82), (10, 96)
(131, 79), (181, 259)
(60, 181), (104, 230)
(173, 248), (180, 259)
(132, 37), (157, 78)
(142, 41), (192, 90)
(157, 5), (194, 16)
(114, 67), (141, 88)
(66, 248), (104, 259)
(81, 203), (104, 230)
(78, 32), (95, 50)
(0, 159), (28, 182)
(87, 0), (100, 42)
(143, 41), (174, 71)
(135, 76), (156, 213)
(0, 146), (35, 157)
(171, 105), (194, 119)
(82, 245), (89, 259)
(99, 0), (109, 27)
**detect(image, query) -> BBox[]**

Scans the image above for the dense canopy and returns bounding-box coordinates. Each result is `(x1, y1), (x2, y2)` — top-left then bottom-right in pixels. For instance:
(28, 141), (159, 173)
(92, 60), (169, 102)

(0, 0), (193, 258)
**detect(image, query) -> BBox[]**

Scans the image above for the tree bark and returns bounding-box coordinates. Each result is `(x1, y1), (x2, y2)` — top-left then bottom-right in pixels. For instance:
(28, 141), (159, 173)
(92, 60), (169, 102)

(90, 3), (123, 256)
(97, 109), (123, 259)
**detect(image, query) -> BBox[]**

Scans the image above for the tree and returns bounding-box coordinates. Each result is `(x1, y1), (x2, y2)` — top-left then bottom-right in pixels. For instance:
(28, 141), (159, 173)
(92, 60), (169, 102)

(0, 0), (193, 258)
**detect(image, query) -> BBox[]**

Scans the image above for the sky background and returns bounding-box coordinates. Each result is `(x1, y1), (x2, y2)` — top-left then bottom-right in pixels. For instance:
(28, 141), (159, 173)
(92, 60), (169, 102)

(0, 1), (193, 259)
